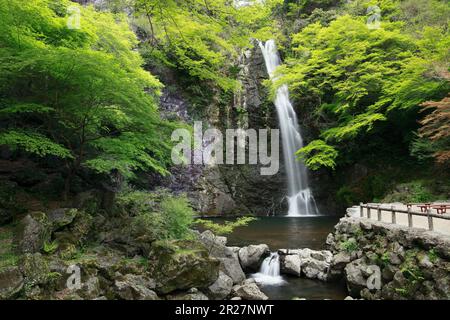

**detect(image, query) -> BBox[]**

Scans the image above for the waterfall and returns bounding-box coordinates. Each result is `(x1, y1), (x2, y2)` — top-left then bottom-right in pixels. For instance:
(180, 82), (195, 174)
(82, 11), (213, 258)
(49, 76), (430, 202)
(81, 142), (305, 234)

(251, 252), (285, 285)
(259, 40), (319, 217)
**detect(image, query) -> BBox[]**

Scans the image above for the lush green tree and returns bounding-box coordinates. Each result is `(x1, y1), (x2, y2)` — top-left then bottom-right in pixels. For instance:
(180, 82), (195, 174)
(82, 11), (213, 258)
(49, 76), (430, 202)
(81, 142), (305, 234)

(0, 0), (175, 198)
(277, 3), (449, 170)
(132, 0), (283, 91)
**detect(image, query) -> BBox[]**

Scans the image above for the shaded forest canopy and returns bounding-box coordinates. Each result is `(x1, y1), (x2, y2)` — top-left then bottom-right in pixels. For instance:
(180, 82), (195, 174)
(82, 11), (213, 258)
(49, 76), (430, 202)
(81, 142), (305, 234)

(0, 0), (448, 212)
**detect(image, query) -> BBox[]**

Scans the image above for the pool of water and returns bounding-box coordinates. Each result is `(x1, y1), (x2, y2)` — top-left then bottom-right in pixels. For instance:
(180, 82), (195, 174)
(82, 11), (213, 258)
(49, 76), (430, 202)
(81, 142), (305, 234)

(204, 216), (348, 300)
(214, 216), (341, 250)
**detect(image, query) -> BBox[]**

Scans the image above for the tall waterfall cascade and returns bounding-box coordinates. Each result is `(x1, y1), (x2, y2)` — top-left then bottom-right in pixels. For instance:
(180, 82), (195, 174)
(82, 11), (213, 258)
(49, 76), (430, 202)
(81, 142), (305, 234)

(259, 40), (319, 216)
(251, 252), (285, 286)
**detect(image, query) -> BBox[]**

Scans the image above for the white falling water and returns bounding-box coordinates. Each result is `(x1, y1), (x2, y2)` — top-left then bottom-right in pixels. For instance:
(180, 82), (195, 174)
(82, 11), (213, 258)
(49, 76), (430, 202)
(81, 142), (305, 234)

(259, 40), (319, 217)
(252, 252), (285, 286)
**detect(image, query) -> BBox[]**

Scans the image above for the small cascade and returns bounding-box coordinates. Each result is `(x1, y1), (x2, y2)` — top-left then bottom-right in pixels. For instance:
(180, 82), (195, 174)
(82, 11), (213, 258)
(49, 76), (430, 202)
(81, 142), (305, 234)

(252, 252), (285, 285)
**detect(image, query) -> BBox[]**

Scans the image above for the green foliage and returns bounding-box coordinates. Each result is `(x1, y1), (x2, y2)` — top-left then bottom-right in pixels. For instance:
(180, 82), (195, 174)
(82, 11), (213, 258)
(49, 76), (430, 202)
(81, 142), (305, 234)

(124, 189), (196, 242)
(339, 238), (359, 253)
(381, 252), (390, 265)
(336, 186), (359, 207)
(428, 249), (438, 263)
(131, 211), (168, 242)
(296, 140), (338, 170)
(0, 0), (176, 190)
(43, 240), (59, 254)
(381, 181), (436, 203)
(196, 217), (257, 236)
(0, 227), (18, 271)
(160, 195), (195, 240)
(0, 130), (72, 159)
(134, 0), (282, 91)
(279, 2), (449, 170)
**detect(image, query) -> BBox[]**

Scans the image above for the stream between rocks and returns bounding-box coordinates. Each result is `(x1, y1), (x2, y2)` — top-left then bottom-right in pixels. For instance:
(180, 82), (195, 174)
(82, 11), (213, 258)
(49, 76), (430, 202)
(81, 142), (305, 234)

(205, 216), (348, 300)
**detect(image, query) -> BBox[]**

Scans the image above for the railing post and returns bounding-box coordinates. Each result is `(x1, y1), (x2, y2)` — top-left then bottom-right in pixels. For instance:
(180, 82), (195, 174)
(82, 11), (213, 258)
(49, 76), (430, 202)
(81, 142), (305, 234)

(391, 205), (396, 224)
(428, 208), (434, 231)
(360, 203), (363, 218)
(377, 205), (382, 221)
(367, 206), (371, 219)
(408, 207), (413, 228)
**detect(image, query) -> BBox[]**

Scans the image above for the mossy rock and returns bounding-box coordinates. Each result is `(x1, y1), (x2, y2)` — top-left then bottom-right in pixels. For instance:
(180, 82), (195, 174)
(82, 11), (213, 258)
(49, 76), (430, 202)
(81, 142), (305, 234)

(15, 212), (51, 254)
(47, 208), (78, 232)
(148, 240), (220, 295)
(0, 226), (18, 271)
(0, 266), (24, 299)
(20, 253), (50, 286)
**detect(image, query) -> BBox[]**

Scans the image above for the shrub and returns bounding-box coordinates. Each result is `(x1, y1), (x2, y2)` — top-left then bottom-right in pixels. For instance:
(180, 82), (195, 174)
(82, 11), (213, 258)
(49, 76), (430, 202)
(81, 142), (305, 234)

(160, 195), (195, 240)
(131, 212), (168, 242)
(336, 186), (359, 207)
(128, 191), (195, 242)
(340, 238), (359, 253)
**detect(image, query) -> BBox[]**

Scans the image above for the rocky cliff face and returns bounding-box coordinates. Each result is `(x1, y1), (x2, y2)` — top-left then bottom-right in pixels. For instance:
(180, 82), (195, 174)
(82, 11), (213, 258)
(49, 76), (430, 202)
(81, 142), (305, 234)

(154, 43), (287, 216)
(327, 216), (450, 300)
(206, 42), (287, 215)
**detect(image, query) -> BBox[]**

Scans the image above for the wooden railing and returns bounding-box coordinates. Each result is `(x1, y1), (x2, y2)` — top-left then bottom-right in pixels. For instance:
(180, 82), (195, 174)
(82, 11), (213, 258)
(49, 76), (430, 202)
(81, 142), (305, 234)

(359, 203), (450, 231)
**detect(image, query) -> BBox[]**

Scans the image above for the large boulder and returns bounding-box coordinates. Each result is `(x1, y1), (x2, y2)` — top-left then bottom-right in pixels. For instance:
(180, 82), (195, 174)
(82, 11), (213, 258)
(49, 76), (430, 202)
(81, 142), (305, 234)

(54, 211), (93, 251)
(232, 279), (268, 300)
(114, 274), (158, 300)
(281, 254), (301, 276)
(0, 267), (24, 299)
(219, 248), (246, 285)
(15, 212), (50, 254)
(20, 253), (50, 294)
(238, 244), (269, 271)
(199, 231), (245, 284)
(47, 208), (78, 231)
(148, 240), (220, 295)
(344, 258), (382, 297)
(328, 251), (352, 280)
(206, 271), (233, 300)
(280, 248), (332, 281)
(78, 276), (102, 300)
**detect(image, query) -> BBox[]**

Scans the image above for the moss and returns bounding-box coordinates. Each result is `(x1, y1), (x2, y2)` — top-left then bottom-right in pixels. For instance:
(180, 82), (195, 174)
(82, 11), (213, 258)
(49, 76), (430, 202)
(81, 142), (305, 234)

(0, 226), (19, 271)
(428, 249), (438, 263)
(339, 238), (359, 253)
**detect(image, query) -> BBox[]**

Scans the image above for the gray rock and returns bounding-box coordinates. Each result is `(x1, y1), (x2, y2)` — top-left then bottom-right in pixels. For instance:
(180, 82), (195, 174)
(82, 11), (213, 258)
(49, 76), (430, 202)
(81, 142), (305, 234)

(148, 240), (219, 294)
(114, 274), (158, 300)
(417, 252), (433, 269)
(238, 244), (269, 271)
(388, 252), (402, 265)
(0, 267), (24, 299)
(78, 276), (101, 300)
(220, 250), (246, 285)
(281, 255), (301, 277)
(199, 232), (245, 284)
(360, 220), (372, 230)
(381, 265), (398, 282)
(16, 213), (50, 253)
(232, 282), (268, 300)
(47, 208), (78, 231)
(20, 253), (50, 288)
(344, 258), (368, 297)
(301, 258), (329, 281)
(207, 271), (233, 300)
(332, 252), (351, 268)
